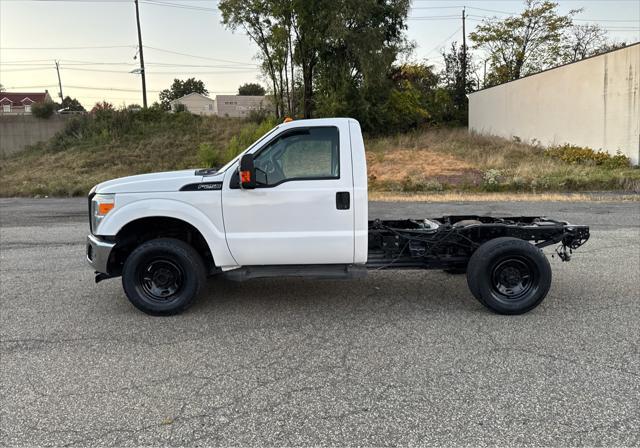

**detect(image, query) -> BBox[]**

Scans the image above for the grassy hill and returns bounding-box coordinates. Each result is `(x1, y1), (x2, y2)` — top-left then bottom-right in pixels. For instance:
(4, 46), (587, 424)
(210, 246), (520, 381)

(1, 111), (638, 197)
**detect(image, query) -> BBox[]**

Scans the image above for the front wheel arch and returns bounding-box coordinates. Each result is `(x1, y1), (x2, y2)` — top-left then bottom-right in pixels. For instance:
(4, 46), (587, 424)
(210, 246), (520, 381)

(110, 217), (216, 276)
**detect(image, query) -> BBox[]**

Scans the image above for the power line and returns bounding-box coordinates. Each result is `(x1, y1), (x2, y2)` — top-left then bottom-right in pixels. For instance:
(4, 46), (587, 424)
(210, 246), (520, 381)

(411, 6), (464, 10)
(423, 27), (463, 58)
(5, 84), (237, 94)
(0, 67), (54, 72)
(144, 46), (256, 66)
(1, 44), (257, 66)
(0, 45), (135, 50)
(140, 0), (217, 12)
(409, 16), (459, 21)
(466, 12), (639, 23)
(4, 84), (162, 92)
(0, 66), (259, 74)
(464, 6), (639, 23)
(1, 62), (259, 69)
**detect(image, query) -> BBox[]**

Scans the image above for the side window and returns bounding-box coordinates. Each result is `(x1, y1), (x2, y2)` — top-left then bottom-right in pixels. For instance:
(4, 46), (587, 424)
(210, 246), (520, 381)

(253, 127), (339, 186)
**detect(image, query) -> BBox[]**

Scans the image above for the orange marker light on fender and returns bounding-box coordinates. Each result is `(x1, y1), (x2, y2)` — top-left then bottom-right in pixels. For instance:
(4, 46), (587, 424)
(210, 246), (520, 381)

(98, 202), (114, 215)
(240, 170), (252, 183)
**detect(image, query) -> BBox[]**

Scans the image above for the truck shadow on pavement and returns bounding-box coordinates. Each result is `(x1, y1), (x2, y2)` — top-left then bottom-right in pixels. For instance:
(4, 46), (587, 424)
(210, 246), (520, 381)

(186, 270), (485, 318)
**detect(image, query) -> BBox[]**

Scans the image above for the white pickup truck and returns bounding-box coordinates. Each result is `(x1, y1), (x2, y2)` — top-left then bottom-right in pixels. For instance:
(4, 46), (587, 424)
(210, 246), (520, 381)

(87, 118), (589, 316)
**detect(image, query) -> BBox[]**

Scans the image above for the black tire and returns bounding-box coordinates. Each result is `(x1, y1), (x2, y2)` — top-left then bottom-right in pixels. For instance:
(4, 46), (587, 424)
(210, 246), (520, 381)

(122, 238), (206, 316)
(466, 237), (552, 315)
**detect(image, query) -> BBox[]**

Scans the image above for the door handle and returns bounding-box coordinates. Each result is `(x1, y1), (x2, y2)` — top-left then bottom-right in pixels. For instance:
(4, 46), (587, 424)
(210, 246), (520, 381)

(336, 192), (350, 210)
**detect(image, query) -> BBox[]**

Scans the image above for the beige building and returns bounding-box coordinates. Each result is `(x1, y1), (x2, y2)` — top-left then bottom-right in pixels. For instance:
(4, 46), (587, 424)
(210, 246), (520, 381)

(170, 93), (271, 118)
(170, 92), (217, 116)
(469, 43), (640, 165)
(214, 95), (270, 118)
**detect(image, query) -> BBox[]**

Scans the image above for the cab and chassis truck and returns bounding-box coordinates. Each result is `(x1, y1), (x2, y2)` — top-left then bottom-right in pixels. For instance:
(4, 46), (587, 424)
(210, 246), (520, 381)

(86, 118), (590, 316)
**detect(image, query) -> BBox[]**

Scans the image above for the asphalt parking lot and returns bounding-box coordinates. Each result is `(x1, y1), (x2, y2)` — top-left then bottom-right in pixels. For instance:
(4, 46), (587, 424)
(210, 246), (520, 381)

(1, 198), (639, 446)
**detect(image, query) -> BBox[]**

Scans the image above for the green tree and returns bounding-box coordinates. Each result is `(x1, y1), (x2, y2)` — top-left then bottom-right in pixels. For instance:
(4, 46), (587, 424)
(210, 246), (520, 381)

(238, 82), (266, 96)
(158, 78), (208, 111)
(562, 24), (618, 62)
(219, 0), (411, 123)
(470, 0), (578, 85)
(57, 96), (85, 112)
(309, 0), (412, 129)
(220, 0), (316, 117)
(440, 42), (477, 124)
(388, 63), (464, 127)
(31, 102), (55, 119)
(91, 101), (114, 114)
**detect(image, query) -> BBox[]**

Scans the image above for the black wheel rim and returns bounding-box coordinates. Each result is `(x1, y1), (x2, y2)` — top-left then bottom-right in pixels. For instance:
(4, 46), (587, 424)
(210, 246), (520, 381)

(490, 256), (538, 302)
(138, 258), (184, 303)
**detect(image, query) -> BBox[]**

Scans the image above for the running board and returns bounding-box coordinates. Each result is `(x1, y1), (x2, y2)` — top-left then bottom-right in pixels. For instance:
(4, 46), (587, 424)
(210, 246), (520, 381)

(223, 264), (368, 282)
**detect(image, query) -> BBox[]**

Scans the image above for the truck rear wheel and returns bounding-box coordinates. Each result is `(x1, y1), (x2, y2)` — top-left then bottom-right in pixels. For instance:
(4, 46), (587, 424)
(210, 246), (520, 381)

(466, 237), (551, 315)
(122, 238), (206, 316)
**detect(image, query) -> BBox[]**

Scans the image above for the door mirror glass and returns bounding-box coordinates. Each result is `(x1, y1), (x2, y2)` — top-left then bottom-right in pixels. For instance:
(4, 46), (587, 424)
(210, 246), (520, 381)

(239, 154), (256, 189)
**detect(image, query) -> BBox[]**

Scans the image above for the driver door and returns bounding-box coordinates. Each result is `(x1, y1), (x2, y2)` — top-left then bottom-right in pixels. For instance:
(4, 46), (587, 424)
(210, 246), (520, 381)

(221, 125), (354, 266)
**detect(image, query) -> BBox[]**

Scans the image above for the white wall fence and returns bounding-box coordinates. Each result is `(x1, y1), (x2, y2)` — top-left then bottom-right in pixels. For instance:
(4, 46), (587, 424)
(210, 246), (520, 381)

(469, 44), (640, 165)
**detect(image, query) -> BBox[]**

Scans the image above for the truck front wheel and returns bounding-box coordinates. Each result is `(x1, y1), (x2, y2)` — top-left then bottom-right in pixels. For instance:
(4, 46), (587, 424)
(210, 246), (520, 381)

(466, 237), (552, 315)
(122, 238), (206, 316)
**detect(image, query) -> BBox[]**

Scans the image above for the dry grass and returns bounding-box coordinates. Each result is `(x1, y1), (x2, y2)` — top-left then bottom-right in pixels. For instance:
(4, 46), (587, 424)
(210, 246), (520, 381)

(366, 128), (640, 194)
(367, 149), (478, 182)
(0, 116), (244, 197)
(1, 120), (638, 198)
(369, 191), (640, 202)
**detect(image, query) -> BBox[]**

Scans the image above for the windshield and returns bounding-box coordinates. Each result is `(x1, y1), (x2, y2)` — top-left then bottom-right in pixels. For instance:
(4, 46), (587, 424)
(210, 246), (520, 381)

(215, 125), (281, 174)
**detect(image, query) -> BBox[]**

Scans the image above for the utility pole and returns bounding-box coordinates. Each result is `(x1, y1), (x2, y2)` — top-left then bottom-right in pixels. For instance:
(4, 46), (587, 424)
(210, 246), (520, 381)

(461, 7), (467, 93)
(55, 61), (64, 102)
(134, 0), (147, 108)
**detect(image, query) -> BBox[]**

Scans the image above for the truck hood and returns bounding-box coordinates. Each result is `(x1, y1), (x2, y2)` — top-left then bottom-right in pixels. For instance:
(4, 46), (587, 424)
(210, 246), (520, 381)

(95, 169), (224, 194)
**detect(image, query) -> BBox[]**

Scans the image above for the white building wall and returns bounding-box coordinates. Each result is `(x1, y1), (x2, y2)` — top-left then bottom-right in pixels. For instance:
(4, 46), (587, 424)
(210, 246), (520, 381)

(215, 95), (271, 118)
(171, 93), (216, 116)
(469, 44), (640, 165)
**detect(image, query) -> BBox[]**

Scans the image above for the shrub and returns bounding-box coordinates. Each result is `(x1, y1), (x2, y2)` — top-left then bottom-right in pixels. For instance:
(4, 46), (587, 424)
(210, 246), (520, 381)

(197, 142), (222, 168)
(246, 108), (274, 123)
(604, 153), (632, 169)
(31, 102), (55, 119)
(400, 176), (444, 192)
(385, 85), (430, 132)
(545, 144), (630, 168)
(43, 107), (200, 151)
(223, 116), (278, 162)
(91, 101), (114, 114)
(482, 169), (502, 190)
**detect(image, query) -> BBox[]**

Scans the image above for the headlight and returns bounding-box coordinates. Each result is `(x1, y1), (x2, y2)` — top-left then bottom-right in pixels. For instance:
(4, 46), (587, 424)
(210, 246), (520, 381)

(91, 193), (115, 233)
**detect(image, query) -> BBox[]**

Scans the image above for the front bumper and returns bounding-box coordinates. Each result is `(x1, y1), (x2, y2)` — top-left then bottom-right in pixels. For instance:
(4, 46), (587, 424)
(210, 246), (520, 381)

(86, 234), (115, 274)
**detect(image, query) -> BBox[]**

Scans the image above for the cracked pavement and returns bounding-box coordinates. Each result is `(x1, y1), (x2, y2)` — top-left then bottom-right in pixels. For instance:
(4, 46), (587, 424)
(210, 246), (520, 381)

(1, 198), (639, 446)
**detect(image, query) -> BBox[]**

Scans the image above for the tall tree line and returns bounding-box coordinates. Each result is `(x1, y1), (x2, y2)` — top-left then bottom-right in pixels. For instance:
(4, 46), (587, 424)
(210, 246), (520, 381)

(219, 0), (411, 122)
(219, 0), (626, 130)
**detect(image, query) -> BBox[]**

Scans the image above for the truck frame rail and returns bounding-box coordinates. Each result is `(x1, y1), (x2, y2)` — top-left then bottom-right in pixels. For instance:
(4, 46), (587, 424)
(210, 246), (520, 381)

(367, 216), (590, 270)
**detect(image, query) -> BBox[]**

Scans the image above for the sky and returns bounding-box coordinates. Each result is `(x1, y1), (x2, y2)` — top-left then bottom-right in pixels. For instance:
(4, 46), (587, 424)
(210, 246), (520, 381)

(1, 0), (638, 108)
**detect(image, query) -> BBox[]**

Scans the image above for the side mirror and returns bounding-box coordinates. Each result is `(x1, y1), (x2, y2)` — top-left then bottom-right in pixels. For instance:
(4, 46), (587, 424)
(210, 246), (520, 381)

(239, 154), (256, 189)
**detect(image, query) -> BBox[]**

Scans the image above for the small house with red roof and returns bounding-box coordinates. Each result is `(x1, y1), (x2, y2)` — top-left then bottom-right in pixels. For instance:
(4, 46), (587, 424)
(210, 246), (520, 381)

(0, 90), (53, 115)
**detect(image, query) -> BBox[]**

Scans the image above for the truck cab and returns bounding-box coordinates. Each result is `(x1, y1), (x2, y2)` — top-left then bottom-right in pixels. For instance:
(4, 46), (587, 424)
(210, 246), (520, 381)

(87, 118), (589, 316)
(220, 118), (368, 266)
